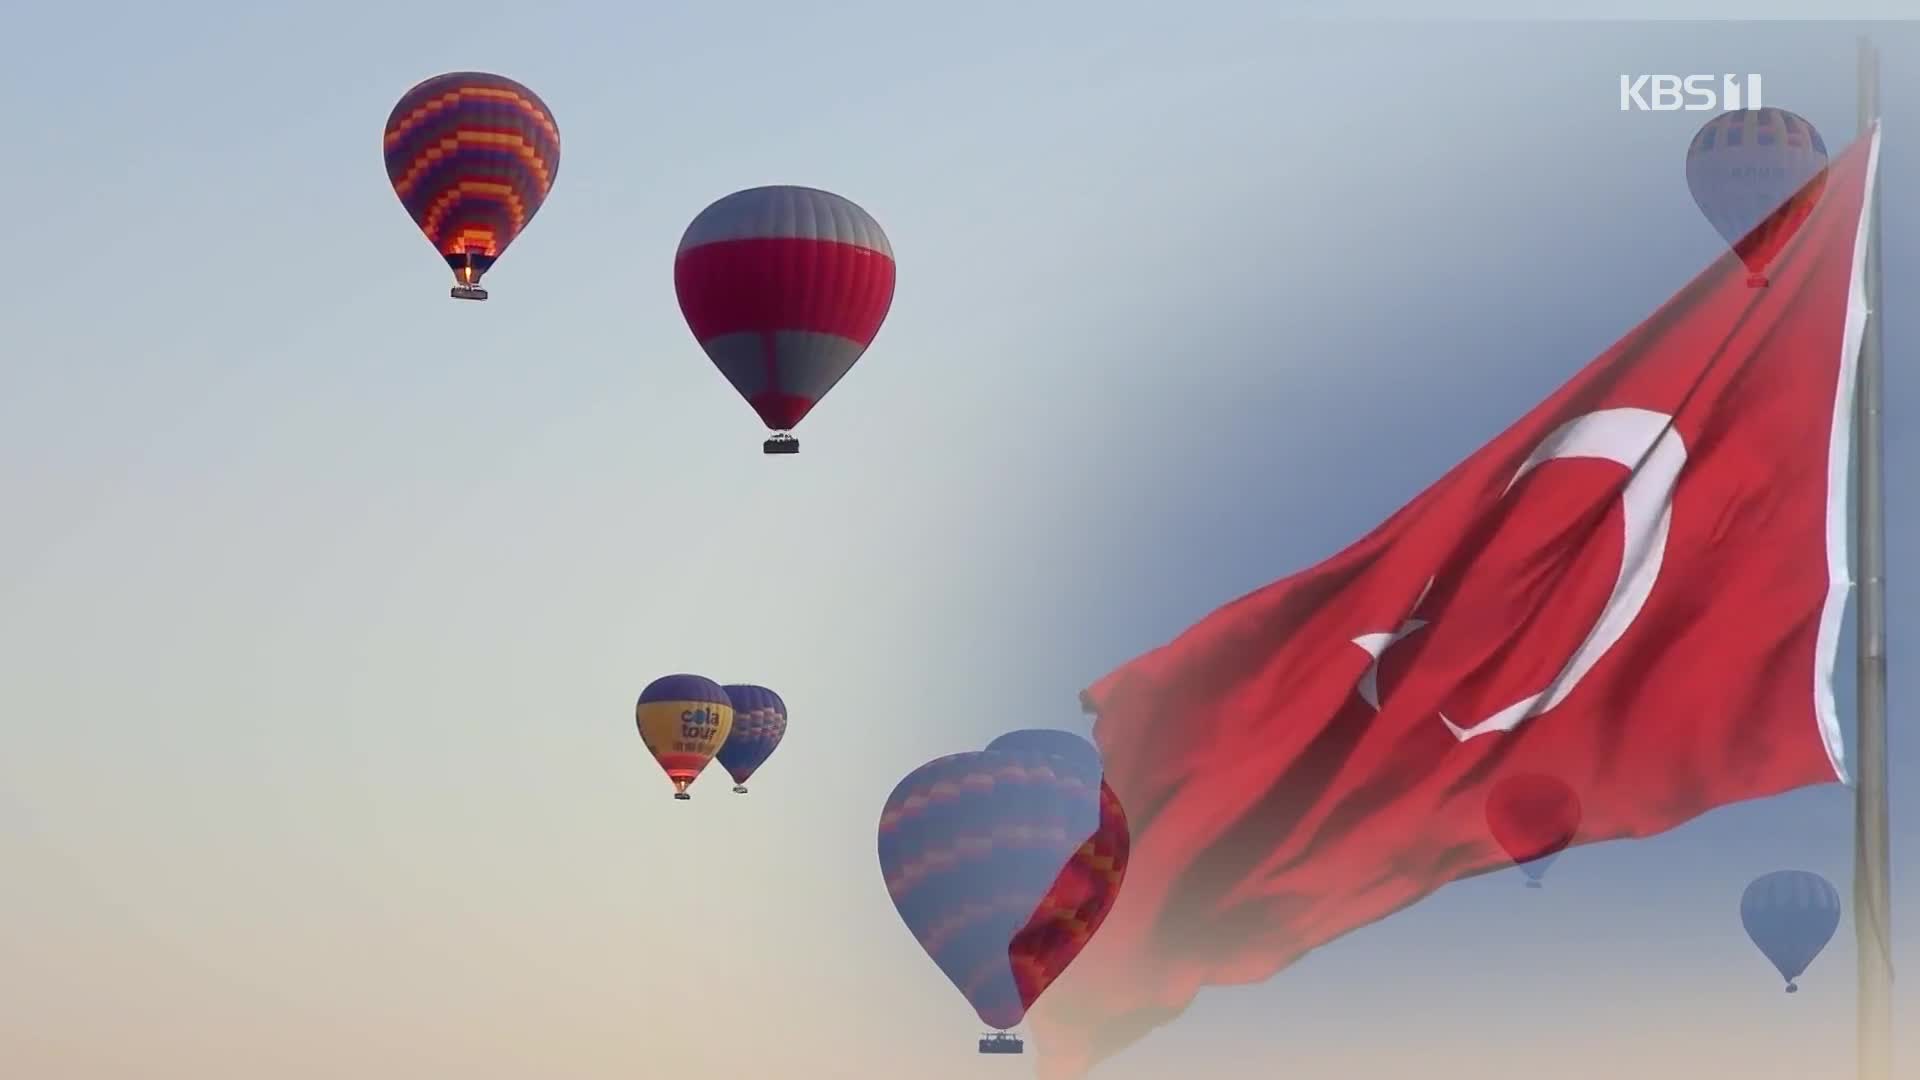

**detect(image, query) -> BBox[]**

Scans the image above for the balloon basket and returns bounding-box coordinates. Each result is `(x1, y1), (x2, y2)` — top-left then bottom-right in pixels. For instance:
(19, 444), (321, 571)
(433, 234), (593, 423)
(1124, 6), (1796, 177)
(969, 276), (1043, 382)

(978, 1034), (1023, 1055)
(1524, 879), (1543, 889)
(450, 286), (489, 301)
(763, 434), (799, 454)
(1786, 983), (1798, 994)
(733, 784), (748, 794)
(1746, 273), (1768, 288)
(673, 791), (691, 801)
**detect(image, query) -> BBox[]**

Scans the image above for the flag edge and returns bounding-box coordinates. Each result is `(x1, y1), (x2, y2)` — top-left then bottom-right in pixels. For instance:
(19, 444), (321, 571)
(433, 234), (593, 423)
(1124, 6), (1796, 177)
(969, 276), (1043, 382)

(1815, 120), (1881, 787)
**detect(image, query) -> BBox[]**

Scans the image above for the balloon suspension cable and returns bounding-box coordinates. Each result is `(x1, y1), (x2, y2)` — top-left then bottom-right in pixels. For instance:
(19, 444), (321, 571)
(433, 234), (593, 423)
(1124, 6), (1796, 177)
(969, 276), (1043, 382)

(450, 252), (488, 301)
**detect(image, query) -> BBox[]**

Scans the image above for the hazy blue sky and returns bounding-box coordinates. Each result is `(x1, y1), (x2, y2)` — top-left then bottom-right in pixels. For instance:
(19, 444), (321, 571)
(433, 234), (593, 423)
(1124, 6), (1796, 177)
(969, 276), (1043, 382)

(0, 8), (1913, 1079)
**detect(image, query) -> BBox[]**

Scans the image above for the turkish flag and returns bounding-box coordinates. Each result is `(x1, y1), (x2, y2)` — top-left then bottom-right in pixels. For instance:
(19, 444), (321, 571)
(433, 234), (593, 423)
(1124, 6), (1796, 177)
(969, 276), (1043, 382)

(1030, 125), (1880, 1077)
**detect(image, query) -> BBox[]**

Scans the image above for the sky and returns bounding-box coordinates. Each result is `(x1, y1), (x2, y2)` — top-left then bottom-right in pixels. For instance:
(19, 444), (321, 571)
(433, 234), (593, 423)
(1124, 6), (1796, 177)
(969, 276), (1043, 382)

(0, 7), (1914, 1079)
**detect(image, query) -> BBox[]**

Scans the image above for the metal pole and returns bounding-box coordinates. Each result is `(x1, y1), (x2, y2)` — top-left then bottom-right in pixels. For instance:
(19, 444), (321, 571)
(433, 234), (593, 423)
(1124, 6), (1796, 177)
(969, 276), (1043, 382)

(1854, 33), (1893, 1080)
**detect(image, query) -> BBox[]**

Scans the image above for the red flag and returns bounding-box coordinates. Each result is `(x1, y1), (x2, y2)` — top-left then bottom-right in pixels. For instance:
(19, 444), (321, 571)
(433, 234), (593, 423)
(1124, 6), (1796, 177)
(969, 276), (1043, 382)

(1031, 125), (1880, 1077)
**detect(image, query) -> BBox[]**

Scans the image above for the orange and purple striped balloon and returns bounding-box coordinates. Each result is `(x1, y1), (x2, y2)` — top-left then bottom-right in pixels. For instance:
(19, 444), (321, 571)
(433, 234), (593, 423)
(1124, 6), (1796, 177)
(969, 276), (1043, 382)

(383, 72), (561, 297)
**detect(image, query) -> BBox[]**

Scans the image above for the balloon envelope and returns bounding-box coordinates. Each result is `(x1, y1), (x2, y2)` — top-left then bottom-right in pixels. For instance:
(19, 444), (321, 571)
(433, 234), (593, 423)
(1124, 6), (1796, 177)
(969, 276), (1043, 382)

(877, 734), (1128, 1032)
(1484, 773), (1581, 884)
(635, 674), (734, 798)
(1741, 870), (1841, 991)
(717, 684), (788, 790)
(1684, 108), (1827, 286)
(985, 728), (1104, 773)
(674, 186), (895, 443)
(383, 72), (561, 291)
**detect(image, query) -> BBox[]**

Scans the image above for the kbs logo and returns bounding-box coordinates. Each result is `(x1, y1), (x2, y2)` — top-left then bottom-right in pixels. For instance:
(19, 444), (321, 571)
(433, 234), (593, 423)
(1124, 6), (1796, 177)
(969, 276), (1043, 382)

(1620, 74), (1763, 111)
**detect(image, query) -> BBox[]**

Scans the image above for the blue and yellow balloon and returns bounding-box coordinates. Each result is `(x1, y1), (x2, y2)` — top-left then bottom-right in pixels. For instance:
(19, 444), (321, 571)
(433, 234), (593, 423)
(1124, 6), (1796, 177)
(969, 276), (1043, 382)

(636, 674), (733, 800)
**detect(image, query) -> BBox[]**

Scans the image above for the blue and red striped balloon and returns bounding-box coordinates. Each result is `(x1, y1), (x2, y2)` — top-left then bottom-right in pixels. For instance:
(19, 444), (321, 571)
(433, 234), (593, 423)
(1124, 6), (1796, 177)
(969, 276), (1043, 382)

(877, 729), (1129, 1042)
(674, 186), (895, 453)
(718, 684), (788, 793)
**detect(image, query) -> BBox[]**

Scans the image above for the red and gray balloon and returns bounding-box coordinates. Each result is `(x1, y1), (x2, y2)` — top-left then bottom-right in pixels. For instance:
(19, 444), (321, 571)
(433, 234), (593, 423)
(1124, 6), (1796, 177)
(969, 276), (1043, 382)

(674, 186), (896, 454)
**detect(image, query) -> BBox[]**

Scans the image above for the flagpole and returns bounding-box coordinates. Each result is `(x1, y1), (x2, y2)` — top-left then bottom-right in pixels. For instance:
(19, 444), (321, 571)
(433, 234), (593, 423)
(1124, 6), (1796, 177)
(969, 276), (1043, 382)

(1854, 33), (1893, 1080)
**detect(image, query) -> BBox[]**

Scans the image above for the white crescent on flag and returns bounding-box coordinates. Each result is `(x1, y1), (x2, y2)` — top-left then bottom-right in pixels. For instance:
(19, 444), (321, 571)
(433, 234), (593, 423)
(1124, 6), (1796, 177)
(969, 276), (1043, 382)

(1349, 407), (1687, 741)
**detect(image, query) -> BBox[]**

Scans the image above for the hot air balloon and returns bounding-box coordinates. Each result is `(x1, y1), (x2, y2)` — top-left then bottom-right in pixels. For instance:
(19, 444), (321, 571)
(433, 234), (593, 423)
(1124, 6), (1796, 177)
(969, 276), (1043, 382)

(877, 730), (1128, 1053)
(674, 186), (896, 454)
(383, 72), (561, 301)
(1484, 773), (1582, 888)
(635, 674), (734, 800)
(717, 684), (787, 793)
(1741, 870), (1841, 993)
(1685, 107), (1828, 288)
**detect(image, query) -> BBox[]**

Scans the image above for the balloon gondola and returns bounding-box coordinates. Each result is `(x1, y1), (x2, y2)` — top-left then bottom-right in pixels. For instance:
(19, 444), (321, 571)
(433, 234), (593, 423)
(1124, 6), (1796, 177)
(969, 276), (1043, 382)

(675, 186), (896, 453)
(383, 71), (561, 301)
(978, 1033), (1024, 1055)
